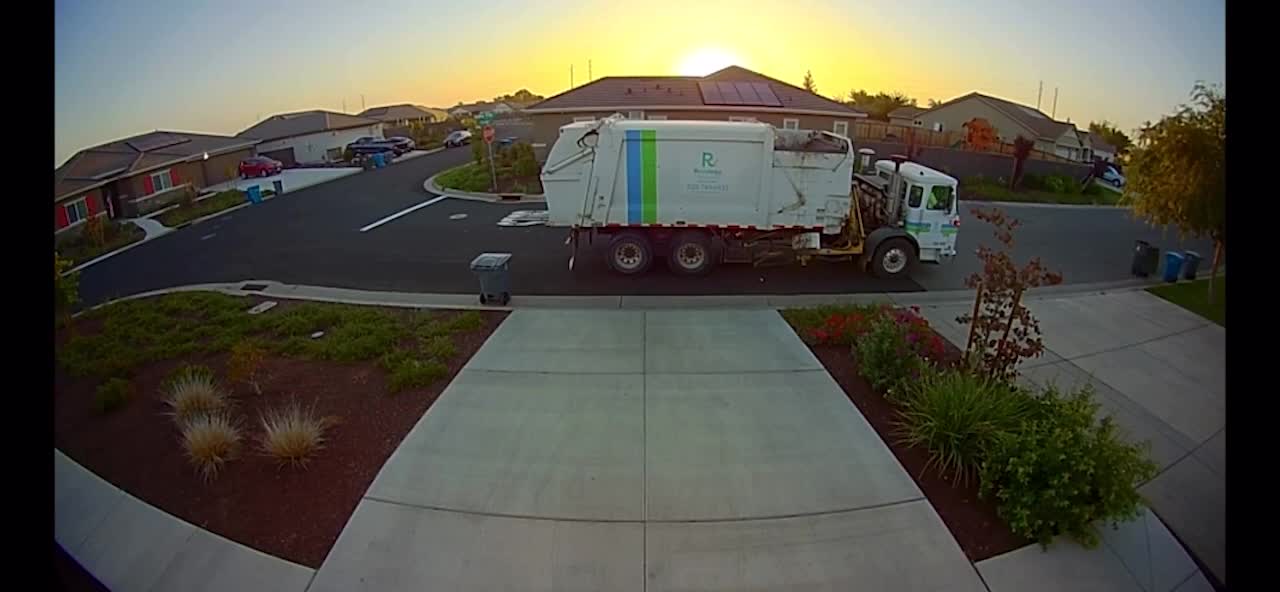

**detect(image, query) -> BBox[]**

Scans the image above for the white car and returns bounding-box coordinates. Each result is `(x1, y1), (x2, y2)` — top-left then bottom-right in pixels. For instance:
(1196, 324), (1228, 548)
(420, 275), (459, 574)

(444, 130), (473, 148)
(1101, 165), (1126, 188)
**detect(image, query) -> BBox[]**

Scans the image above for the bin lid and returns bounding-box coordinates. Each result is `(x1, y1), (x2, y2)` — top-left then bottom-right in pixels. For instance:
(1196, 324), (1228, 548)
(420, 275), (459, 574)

(858, 148), (876, 155)
(471, 252), (512, 270)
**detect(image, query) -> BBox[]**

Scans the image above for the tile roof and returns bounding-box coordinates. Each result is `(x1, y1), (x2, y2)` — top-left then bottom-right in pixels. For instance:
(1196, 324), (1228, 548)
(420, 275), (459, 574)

(888, 106), (927, 119)
(358, 104), (440, 122)
(54, 131), (256, 201)
(237, 110), (380, 142)
(1081, 131), (1117, 153)
(525, 65), (864, 116)
(927, 92), (1075, 140)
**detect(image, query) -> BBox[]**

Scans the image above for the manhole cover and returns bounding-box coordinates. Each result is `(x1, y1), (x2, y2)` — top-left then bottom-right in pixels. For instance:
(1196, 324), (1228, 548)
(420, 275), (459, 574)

(241, 283), (269, 292)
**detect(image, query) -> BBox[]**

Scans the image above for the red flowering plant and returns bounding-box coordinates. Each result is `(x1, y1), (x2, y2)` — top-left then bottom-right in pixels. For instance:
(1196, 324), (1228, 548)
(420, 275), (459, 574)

(803, 304), (949, 364)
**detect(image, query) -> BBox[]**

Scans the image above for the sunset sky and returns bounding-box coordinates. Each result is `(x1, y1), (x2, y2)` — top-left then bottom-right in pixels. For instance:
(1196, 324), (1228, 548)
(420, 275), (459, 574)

(55, 0), (1224, 167)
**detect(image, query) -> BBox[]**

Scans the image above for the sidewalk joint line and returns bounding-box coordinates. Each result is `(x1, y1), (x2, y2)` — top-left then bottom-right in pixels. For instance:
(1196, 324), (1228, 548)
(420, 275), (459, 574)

(360, 496), (927, 525)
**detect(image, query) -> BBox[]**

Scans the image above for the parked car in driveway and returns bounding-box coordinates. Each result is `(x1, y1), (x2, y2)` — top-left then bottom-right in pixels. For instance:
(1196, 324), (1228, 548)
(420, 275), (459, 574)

(239, 156), (283, 178)
(445, 130), (472, 147)
(1101, 164), (1126, 188)
(387, 136), (415, 154)
(347, 137), (405, 157)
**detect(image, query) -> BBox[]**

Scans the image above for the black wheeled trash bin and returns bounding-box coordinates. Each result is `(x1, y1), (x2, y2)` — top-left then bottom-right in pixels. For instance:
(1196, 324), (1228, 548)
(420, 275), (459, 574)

(471, 253), (512, 305)
(1131, 240), (1160, 278)
(1182, 251), (1201, 280)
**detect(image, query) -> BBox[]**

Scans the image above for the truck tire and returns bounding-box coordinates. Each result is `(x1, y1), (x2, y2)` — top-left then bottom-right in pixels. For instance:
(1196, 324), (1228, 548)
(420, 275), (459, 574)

(608, 231), (654, 275)
(872, 238), (915, 279)
(667, 230), (715, 276)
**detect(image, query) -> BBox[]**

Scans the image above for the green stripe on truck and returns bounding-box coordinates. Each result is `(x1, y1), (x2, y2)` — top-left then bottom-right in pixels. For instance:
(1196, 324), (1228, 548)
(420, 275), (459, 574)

(641, 129), (657, 224)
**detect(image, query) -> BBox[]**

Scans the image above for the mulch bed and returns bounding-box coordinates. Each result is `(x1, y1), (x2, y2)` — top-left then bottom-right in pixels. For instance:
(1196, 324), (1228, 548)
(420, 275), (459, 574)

(53, 305), (507, 569)
(805, 337), (1029, 562)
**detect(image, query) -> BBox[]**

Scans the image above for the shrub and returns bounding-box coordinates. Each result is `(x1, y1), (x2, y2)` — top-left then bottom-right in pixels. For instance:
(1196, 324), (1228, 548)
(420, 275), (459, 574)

(227, 340), (268, 394)
(180, 413), (242, 481)
(444, 311), (484, 333)
(855, 317), (928, 400)
(164, 366), (228, 423)
(92, 378), (133, 414)
(387, 358), (449, 393)
(1043, 175), (1066, 193)
(1020, 173), (1045, 191)
(55, 253), (80, 320)
(979, 383), (1157, 547)
(513, 143), (540, 177)
(897, 369), (1035, 483)
(259, 401), (332, 468)
(422, 335), (456, 360)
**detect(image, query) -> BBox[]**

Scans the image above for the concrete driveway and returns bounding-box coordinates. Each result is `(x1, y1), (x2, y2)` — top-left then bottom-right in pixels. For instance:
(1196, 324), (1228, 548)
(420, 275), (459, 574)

(309, 309), (985, 591)
(203, 167), (361, 194)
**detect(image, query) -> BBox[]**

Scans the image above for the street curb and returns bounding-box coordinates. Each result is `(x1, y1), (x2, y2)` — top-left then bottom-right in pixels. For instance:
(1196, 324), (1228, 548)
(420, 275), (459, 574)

(960, 199), (1128, 210)
(77, 272), (1223, 315)
(62, 224), (159, 275)
(423, 167), (546, 204)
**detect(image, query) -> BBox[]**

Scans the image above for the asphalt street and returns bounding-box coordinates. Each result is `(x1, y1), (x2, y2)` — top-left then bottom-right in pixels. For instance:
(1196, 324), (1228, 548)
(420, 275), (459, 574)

(76, 132), (1214, 307)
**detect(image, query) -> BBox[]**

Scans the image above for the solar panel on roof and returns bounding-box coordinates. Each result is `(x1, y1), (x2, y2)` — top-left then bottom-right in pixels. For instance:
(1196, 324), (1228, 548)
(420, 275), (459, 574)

(736, 82), (762, 105)
(716, 82), (744, 105)
(698, 81), (724, 105)
(750, 82), (782, 107)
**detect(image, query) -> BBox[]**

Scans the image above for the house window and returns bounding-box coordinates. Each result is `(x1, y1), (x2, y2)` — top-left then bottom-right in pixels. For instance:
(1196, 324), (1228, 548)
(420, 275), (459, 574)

(928, 185), (954, 212)
(783, 118), (800, 130)
(627, 110), (645, 120)
(833, 120), (849, 136)
(150, 169), (173, 193)
(573, 116), (596, 123)
(729, 116), (757, 122)
(64, 198), (89, 225)
(647, 115), (667, 121)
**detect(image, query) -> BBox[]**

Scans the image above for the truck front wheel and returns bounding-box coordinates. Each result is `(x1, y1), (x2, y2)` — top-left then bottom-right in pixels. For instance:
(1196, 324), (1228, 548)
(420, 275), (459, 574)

(872, 238), (915, 279)
(608, 231), (654, 275)
(667, 231), (715, 276)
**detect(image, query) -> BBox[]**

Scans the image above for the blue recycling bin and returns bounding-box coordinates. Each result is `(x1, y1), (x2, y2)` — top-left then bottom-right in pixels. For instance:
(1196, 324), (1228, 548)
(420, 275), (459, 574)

(1162, 252), (1184, 283)
(373, 152), (385, 168)
(246, 185), (262, 204)
(272, 179), (283, 195)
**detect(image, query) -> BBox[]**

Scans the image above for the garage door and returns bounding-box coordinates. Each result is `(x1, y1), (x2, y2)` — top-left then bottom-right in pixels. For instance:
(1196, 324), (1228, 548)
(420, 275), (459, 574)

(262, 148), (296, 167)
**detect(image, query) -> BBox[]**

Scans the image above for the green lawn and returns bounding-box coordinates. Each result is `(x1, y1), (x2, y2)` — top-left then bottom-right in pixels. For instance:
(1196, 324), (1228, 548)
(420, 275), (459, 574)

(962, 181), (1123, 206)
(156, 189), (259, 227)
(1147, 276), (1226, 326)
(56, 220), (145, 266)
(59, 292), (486, 392)
(436, 163), (492, 192)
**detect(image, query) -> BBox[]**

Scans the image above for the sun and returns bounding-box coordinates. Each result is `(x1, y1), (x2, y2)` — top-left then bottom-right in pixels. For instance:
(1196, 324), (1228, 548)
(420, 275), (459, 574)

(676, 48), (742, 77)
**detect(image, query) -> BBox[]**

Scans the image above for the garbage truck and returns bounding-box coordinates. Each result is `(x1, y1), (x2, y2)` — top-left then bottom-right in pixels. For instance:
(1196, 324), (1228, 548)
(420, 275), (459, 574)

(540, 115), (960, 278)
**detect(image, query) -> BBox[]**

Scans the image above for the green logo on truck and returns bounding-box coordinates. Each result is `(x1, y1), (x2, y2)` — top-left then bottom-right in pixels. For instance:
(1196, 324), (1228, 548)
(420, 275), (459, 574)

(701, 152), (717, 168)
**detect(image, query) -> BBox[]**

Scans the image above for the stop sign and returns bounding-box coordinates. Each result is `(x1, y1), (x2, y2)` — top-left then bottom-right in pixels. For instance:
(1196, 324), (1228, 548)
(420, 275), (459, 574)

(482, 126), (496, 144)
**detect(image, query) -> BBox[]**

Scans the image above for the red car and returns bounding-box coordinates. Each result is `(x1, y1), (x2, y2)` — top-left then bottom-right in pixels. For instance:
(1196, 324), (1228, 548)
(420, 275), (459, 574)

(239, 156), (283, 178)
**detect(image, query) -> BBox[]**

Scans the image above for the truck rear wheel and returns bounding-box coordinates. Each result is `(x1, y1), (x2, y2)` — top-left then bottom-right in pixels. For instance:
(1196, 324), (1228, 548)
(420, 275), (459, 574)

(872, 238), (915, 279)
(667, 231), (715, 276)
(608, 231), (654, 275)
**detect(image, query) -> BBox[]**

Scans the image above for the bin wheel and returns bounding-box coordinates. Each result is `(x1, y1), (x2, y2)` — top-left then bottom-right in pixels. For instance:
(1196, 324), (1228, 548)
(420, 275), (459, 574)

(500, 292), (511, 305)
(479, 294), (488, 304)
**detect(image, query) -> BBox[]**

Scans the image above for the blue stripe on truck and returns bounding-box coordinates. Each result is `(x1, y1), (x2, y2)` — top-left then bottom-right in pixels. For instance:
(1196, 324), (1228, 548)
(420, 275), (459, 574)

(625, 130), (642, 224)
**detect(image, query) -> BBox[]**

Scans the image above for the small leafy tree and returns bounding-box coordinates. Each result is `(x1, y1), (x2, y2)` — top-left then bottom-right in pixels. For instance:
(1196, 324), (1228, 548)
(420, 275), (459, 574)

(1009, 135), (1035, 190)
(83, 215), (105, 248)
(55, 253), (79, 323)
(957, 207), (1062, 382)
(1126, 83), (1225, 303)
(802, 70), (818, 94)
(1087, 120), (1132, 158)
(227, 340), (268, 395)
(963, 118), (997, 152)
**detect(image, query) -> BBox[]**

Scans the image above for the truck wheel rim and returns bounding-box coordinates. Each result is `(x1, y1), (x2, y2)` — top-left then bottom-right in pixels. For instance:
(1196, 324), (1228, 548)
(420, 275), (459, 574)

(615, 244), (643, 270)
(883, 248), (907, 274)
(677, 244), (706, 269)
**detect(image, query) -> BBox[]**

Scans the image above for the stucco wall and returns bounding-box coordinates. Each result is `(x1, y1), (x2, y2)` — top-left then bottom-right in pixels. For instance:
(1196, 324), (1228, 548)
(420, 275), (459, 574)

(254, 125), (384, 164)
(916, 98), (1035, 143)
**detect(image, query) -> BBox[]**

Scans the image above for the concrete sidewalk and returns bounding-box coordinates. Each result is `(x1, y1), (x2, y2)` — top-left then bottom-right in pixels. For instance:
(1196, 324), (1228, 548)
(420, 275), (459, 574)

(915, 289), (1225, 589)
(310, 309), (985, 591)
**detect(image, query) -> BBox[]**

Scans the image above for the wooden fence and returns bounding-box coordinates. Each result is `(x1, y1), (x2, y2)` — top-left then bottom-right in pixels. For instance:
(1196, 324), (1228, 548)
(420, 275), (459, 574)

(851, 121), (1075, 163)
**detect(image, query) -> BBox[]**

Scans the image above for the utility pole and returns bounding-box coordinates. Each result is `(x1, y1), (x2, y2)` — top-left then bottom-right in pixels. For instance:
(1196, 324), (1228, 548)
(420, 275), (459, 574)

(342, 99), (346, 113)
(361, 94), (365, 111)
(570, 64), (574, 88)
(588, 60), (592, 82)
(1036, 81), (1043, 111)
(1051, 87), (1059, 119)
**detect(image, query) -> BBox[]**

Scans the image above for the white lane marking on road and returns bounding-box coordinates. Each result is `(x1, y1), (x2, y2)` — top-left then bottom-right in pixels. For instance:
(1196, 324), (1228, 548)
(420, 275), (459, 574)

(358, 195), (449, 232)
(200, 233), (216, 241)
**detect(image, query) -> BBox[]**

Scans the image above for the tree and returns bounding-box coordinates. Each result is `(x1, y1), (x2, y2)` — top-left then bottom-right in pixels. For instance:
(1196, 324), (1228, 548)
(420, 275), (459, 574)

(1126, 83), (1225, 302)
(802, 70), (817, 94)
(492, 88), (545, 104)
(963, 118), (997, 152)
(1009, 135), (1035, 190)
(844, 89), (917, 121)
(927, 98), (942, 108)
(1088, 120), (1132, 157)
(55, 253), (79, 325)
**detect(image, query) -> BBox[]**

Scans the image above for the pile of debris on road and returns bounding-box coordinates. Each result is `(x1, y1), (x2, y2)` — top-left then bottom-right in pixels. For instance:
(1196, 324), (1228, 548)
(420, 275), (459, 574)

(497, 210), (548, 227)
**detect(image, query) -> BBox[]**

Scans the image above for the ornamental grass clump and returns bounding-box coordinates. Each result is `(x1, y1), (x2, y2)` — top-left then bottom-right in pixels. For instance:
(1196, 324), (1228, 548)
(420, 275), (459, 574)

(259, 401), (333, 468)
(164, 365), (229, 424)
(180, 413), (242, 481)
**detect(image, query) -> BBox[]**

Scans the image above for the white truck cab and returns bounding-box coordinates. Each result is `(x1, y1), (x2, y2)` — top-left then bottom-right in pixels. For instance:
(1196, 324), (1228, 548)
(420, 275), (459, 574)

(868, 160), (960, 265)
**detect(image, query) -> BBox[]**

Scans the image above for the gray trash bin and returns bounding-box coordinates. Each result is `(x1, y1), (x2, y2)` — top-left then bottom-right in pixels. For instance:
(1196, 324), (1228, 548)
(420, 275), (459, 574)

(1182, 251), (1201, 280)
(470, 252), (512, 305)
(1131, 240), (1159, 278)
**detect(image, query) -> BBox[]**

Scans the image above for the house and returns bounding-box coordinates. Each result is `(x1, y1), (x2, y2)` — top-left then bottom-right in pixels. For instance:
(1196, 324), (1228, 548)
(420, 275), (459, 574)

(522, 65), (866, 148)
(1082, 132), (1118, 162)
(357, 104), (446, 127)
(448, 101), (514, 118)
(912, 92), (1093, 162)
(237, 110), (383, 166)
(887, 106), (927, 127)
(54, 131), (257, 233)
